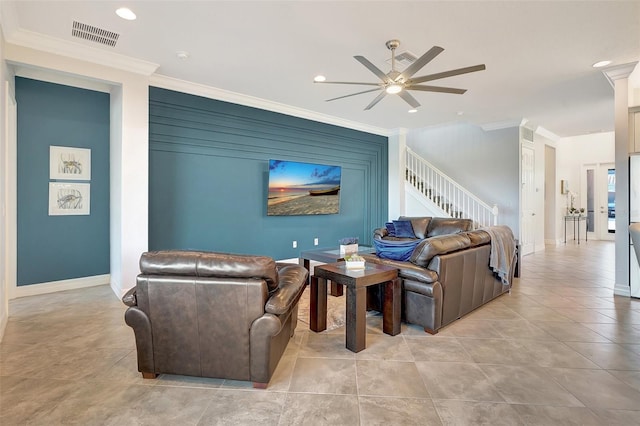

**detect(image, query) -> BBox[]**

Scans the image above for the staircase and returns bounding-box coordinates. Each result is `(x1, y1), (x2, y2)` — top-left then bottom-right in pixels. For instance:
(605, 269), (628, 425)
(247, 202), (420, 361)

(406, 147), (498, 228)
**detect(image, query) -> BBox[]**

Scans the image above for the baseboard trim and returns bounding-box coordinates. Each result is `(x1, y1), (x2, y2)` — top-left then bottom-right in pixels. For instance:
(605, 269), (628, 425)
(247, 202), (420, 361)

(0, 312), (7, 342)
(614, 282), (631, 297)
(10, 274), (111, 299)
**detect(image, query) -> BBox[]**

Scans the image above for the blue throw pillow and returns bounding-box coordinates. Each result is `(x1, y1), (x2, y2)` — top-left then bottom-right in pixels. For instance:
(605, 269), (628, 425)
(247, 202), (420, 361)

(373, 238), (421, 261)
(384, 222), (395, 236)
(392, 220), (416, 238)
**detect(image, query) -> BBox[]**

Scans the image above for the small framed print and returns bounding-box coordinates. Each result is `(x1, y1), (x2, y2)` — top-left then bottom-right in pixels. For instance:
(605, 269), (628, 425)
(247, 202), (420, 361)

(50, 146), (91, 180)
(49, 182), (90, 216)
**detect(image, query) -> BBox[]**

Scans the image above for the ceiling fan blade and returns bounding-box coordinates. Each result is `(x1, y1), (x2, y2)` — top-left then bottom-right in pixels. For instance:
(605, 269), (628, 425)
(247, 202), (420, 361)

(364, 91), (387, 110)
(408, 85), (467, 94)
(398, 46), (444, 81)
(314, 80), (383, 87)
(408, 64), (486, 85)
(325, 88), (382, 102)
(398, 91), (421, 108)
(354, 56), (390, 82)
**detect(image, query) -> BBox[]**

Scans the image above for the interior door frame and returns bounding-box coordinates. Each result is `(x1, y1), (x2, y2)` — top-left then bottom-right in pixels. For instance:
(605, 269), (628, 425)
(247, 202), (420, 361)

(581, 162), (615, 241)
(520, 143), (536, 255)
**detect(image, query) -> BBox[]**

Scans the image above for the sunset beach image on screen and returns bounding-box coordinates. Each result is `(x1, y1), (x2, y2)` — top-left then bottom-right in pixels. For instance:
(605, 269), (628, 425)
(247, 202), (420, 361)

(267, 159), (341, 216)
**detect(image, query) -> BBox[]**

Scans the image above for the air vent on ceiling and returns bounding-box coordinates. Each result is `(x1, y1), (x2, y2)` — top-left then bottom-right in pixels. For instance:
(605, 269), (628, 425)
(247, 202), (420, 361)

(72, 21), (119, 47)
(386, 50), (418, 68)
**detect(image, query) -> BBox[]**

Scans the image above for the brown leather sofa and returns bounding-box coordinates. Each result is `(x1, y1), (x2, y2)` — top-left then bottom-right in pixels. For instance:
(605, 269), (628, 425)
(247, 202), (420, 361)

(363, 217), (517, 334)
(122, 250), (308, 388)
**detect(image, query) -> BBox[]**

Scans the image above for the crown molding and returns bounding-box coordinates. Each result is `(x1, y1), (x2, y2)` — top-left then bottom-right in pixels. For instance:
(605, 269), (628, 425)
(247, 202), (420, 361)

(5, 28), (159, 76)
(479, 119), (522, 132)
(603, 62), (639, 88)
(149, 74), (391, 137)
(388, 128), (408, 137)
(534, 125), (560, 143)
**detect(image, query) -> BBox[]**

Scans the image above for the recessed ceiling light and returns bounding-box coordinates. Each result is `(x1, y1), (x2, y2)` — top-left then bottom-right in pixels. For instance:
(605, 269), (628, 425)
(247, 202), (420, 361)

(457, 111), (464, 116)
(314, 75), (326, 82)
(592, 60), (611, 68)
(116, 7), (136, 20)
(408, 109), (417, 113)
(176, 51), (190, 60)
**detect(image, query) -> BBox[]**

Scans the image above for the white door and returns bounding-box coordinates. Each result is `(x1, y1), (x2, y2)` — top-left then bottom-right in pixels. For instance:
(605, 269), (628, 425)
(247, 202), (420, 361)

(521, 144), (535, 255)
(581, 163), (615, 241)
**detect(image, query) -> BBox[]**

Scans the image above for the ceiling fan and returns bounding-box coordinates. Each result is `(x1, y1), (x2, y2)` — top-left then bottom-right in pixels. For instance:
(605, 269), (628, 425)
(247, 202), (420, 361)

(314, 39), (486, 110)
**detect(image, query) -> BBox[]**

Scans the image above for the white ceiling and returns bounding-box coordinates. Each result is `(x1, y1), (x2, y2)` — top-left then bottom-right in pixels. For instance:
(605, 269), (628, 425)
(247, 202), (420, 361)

(2, 1), (640, 137)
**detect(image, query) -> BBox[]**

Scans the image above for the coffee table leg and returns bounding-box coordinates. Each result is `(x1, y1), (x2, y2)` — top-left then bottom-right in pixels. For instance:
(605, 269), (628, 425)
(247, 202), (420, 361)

(310, 276), (327, 332)
(330, 282), (344, 297)
(302, 259), (311, 284)
(383, 278), (401, 336)
(346, 285), (366, 352)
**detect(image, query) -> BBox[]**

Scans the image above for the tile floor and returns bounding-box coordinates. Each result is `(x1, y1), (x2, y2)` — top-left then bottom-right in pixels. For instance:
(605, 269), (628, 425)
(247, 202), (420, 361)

(2, 241), (640, 425)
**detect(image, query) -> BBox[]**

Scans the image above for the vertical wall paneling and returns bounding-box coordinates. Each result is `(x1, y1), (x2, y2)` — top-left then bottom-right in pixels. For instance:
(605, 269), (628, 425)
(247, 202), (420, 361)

(148, 87), (388, 260)
(15, 77), (110, 285)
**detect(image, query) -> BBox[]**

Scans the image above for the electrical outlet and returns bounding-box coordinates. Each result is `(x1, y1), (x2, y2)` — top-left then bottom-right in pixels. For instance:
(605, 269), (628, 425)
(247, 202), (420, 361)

(314, 238), (319, 246)
(292, 240), (297, 248)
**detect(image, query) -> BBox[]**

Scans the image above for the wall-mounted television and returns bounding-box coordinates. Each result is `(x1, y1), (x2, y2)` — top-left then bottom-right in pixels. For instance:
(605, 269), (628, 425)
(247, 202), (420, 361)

(267, 159), (342, 216)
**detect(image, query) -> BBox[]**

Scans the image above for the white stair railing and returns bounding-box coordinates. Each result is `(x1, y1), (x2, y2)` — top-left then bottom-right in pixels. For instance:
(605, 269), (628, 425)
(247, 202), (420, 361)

(406, 147), (498, 228)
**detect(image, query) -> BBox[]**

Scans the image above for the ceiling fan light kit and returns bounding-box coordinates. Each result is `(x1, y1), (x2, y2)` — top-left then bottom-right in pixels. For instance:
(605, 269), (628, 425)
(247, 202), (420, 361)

(315, 39), (486, 110)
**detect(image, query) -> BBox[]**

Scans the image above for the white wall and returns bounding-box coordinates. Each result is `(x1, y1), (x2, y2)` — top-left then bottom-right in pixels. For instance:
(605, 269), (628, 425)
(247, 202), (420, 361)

(556, 132), (615, 239)
(544, 145), (557, 243)
(387, 130), (406, 220)
(405, 123), (520, 236)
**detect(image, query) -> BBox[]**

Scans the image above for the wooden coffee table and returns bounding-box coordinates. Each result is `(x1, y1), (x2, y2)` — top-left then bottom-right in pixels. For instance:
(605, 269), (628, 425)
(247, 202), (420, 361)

(300, 246), (375, 296)
(310, 262), (400, 352)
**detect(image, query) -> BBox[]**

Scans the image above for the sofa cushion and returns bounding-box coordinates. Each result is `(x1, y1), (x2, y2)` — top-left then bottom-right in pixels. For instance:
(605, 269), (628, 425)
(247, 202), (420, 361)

(384, 222), (395, 236)
(139, 250), (279, 292)
(392, 220), (416, 238)
(398, 216), (431, 239)
(410, 234), (471, 267)
(465, 229), (491, 247)
(373, 238), (422, 261)
(426, 217), (473, 237)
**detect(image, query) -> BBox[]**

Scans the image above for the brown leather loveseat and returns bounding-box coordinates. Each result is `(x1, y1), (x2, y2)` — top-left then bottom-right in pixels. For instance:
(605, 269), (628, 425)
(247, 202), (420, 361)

(122, 250), (308, 388)
(364, 217), (517, 334)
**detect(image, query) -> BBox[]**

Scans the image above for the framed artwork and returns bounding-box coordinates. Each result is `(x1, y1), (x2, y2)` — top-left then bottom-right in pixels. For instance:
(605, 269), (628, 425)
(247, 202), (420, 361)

(50, 146), (91, 180)
(267, 159), (342, 216)
(49, 182), (90, 215)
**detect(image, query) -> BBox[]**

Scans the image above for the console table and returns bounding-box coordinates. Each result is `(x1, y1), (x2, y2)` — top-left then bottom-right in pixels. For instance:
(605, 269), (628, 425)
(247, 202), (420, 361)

(310, 262), (400, 352)
(564, 215), (588, 244)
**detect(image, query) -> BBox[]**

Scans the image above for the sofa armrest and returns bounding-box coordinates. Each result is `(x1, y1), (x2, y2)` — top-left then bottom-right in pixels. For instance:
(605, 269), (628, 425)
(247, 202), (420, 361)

(124, 306), (154, 374)
(362, 254), (438, 283)
(373, 227), (388, 239)
(265, 265), (308, 315)
(122, 286), (137, 307)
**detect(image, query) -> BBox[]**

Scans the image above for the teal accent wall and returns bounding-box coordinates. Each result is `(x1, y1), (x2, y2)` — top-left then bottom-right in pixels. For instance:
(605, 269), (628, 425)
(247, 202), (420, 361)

(149, 87), (388, 259)
(16, 77), (110, 286)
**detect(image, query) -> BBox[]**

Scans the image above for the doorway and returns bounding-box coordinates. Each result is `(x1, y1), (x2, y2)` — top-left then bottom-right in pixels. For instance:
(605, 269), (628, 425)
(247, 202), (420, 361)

(521, 144), (535, 255)
(582, 163), (615, 241)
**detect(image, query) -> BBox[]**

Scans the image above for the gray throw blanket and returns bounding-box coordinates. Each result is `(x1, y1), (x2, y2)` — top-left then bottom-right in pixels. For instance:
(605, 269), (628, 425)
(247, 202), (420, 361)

(481, 225), (516, 285)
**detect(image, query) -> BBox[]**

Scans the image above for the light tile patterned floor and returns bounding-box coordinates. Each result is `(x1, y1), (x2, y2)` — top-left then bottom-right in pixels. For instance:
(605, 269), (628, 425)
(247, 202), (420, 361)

(2, 241), (640, 425)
